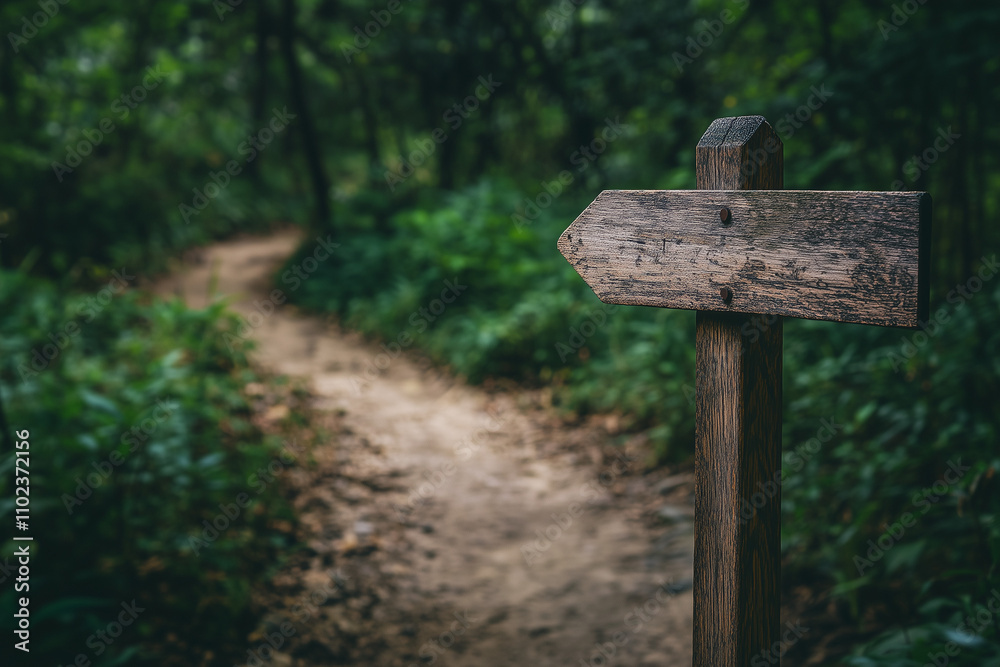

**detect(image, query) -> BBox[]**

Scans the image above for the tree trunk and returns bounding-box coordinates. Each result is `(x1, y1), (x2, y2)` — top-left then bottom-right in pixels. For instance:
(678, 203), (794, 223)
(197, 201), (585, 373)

(280, 0), (331, 227)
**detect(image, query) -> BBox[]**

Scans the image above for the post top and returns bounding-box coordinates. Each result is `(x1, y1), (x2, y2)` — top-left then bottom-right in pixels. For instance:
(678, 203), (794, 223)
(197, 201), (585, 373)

(696, 116), (783, 190)
(697, 116), (782, 151)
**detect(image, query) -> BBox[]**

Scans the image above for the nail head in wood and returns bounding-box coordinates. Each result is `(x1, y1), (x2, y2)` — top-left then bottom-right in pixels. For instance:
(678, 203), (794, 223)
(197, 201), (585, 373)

(720, 207), (731, 224)
(720, 287), (733, 304)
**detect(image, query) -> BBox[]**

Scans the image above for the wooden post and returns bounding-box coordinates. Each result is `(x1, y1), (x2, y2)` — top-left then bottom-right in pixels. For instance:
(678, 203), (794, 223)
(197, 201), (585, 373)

(694, 116), (783, 666)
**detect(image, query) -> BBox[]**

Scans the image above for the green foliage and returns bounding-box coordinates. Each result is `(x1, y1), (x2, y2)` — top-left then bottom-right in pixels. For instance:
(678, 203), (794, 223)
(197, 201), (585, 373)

(0, 0), (306, 277)
(2, 0), (999, 661)
(0, 270), (296, 665)
(781, 287), (1000, 664)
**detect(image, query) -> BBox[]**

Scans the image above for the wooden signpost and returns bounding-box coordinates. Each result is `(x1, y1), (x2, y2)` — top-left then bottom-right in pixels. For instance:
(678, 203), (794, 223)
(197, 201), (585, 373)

(558, 115), (930, 666)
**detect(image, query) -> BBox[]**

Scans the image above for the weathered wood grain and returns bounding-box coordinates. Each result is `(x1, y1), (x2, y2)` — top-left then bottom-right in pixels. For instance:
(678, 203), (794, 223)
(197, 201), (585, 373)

(694, 115), (782, 667)
(696, 115), (784, 191)
(557, 188), (930, 328)
(695, 311), (782, 667)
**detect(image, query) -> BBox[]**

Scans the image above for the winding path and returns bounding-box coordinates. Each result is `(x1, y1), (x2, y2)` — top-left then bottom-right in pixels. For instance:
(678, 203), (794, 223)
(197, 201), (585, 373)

(154, 229), (694, 666)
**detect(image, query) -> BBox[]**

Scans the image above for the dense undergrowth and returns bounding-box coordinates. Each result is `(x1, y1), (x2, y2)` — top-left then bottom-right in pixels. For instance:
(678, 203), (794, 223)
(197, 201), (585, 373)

(0, 270), (305, 665)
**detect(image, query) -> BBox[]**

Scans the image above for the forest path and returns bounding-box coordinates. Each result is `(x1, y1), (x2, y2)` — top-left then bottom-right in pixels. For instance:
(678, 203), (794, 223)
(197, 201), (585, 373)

(153, 229), (694, 667)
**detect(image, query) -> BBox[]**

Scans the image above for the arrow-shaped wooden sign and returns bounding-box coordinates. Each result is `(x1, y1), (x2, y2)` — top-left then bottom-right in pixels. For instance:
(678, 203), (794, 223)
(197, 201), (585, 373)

(558, 115), (931, 667)
(559, 189), (930, 327)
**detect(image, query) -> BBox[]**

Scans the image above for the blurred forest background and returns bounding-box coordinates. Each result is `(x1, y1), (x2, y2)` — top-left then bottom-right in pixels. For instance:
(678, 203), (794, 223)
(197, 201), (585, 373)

(1, 0), (999, 664)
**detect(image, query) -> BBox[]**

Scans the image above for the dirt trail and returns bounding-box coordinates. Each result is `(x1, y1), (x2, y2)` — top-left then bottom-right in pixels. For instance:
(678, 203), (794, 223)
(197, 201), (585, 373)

(154, 229), (695, 666)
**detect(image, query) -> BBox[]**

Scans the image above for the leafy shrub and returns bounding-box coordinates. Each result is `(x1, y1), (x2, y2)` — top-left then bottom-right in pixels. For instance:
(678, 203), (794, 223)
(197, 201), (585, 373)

(782, 286), (1000, 664)
(0, 269), (297, 665)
